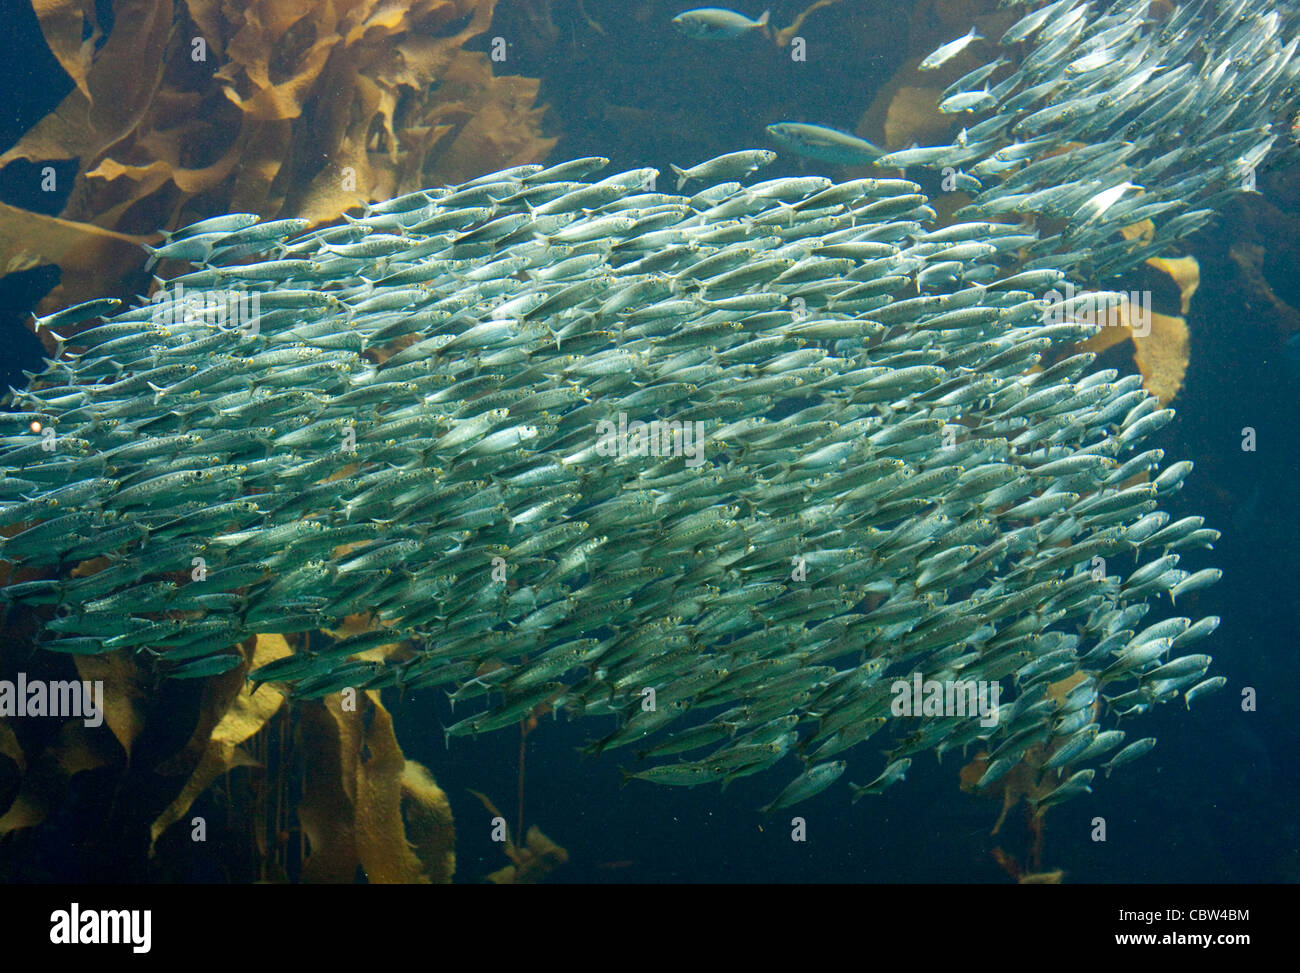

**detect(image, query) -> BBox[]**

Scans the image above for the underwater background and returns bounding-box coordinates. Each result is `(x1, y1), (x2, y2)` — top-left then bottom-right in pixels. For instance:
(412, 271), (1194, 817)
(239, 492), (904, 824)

(0, 0), (1296, 883)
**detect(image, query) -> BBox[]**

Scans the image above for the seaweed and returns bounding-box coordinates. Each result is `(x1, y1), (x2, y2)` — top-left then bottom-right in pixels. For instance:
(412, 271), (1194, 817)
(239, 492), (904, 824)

(1, 0), (555, 331)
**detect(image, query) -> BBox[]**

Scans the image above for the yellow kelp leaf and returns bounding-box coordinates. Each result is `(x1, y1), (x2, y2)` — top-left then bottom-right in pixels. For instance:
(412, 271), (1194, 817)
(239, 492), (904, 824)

(317, 619), (411, 664)
(1229, 242), (1300, 337)
(153, 638), (258, 776)
(468, 789), (565, 884)
(74, 651), (149, 761)
(886, 83), (953, 153)
(229, 118), (294, 215)
(148, 634), (289, 853)
(773, 0), (845, 47)
(0, 0), (171, 168)
(0, 201), (147, 337)
(0, 721), (112, 835)
(1021, 869), (1066, 884)
(1069, 291), (1134, 357)
(913, 0), (1003, 38)
(149, 745), (261, 854)
(296, 696), (363, 883)
(81, 158), (176, 228)
(7, 0), (552, 318)
(220, 34), (337, 122)
(386, 7), (496, 86)
(854, 0), (1031, 171)
(405, 52), (556, 188)
(1071, 266), (1195, 404)
(1048, 672), (1089, 704)
(182, 0), (228, 63)
(485, 826), (569, 884)
(0, 719), (25, 774)
(400, 760), (455, 884)
(354, 694), (428, 883)
(285, 134), (375, 226)
(856, 78), (950, 159)
(296, 692), (452, 883)
(1148, 255), (1200, 314)
(1121, 219), (1155, 244)
(31, 0), (99, 102)
(1133, 311), (1190, 404)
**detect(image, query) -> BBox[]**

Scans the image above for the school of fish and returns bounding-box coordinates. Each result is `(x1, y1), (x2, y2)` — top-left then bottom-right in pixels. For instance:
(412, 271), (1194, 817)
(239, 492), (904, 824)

(896, 0), (1299, 280)
(3, 0), (1273, 814)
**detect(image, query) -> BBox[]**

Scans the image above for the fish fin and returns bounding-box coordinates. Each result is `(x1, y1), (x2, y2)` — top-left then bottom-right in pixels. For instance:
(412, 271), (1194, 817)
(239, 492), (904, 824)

(757, 10), (770, 30)
(436, 716), (453, 750)
(774, 200), (797, 227)
(671, 164), (690, 191)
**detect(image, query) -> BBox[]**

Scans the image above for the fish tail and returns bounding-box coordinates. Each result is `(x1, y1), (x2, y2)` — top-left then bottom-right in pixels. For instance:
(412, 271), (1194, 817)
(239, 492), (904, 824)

(670, 164), (690, 191)
(757, 10), (770, 30)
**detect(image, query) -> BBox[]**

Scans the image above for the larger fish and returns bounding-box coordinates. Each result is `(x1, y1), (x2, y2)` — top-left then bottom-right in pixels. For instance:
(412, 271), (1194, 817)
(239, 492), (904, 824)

(672, 7), (769, 40)
(765, 123), (885, 165)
